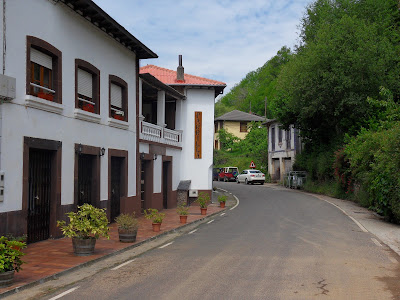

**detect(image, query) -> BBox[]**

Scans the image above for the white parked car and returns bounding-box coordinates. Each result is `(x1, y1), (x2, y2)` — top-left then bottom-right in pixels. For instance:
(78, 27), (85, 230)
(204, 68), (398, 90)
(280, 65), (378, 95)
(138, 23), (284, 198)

(236, 169), (265, 185)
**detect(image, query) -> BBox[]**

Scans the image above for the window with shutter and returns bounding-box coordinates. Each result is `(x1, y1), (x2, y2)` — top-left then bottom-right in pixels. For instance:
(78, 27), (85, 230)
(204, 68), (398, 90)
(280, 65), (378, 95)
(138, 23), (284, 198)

(27, 36), (62, 104)
(110, 84), (122, 108)
(30, 48), (54, 101)
(78, 69), (93, 99)
(240, 122), (247, 132)
(109, 75), (128, 122)
(75, 59), (100, 114)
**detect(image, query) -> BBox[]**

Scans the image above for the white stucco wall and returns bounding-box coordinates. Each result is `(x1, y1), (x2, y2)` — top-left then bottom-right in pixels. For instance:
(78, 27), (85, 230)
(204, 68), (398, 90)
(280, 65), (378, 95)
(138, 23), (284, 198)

(180, 88), (215, 191)
(166, 148), (181, 191)
(0, 0), (138, 212)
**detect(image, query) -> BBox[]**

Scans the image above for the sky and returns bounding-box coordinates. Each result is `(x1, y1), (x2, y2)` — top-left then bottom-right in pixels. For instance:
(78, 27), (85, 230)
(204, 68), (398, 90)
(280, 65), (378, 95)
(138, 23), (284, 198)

(93, 0), (313, 95)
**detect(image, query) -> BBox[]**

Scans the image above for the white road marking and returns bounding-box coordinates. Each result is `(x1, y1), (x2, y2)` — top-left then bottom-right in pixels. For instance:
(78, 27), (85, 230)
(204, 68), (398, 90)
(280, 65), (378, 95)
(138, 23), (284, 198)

(49, 287), (80, 300)
(207, 220), (214, 224)
(219, 188), (228, 192)
(317, 196), (368, 233)
(159, 242), (174, 249)
(188, 229), (197, 234)
(371, 238), (382, 247)
(220, 213), (226, 216)
(348, 216), (368, 233)
(389, 257), (398, 264)
(230, 195), (240, 210)
(111, 259), (135, 271)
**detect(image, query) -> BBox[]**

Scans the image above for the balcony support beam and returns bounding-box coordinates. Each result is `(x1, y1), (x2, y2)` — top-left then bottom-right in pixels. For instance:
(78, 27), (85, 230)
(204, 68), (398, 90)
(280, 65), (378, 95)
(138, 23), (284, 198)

(157, 90), (166, 127)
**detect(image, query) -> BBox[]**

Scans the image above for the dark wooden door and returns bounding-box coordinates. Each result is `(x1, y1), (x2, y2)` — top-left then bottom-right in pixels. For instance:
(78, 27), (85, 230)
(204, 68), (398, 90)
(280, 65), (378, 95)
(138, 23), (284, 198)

(28, 149), (52, 243)
(162, 162), (169, 209)
(78, 154), (93, 206)
(110, 157), (122, 221)
(140, 160), (146, 214)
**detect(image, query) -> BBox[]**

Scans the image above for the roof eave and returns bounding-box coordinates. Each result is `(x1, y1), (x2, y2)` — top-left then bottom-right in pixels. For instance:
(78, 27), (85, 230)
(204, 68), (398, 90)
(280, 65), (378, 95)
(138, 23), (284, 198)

(169, 83), (226, 97)
(140, 73), (186, 100)
(60, 0), (158, 59)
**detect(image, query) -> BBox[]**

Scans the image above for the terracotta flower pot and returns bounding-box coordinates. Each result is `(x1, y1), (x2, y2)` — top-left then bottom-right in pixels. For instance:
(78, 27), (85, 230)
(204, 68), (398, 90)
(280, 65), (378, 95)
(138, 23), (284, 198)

(220, 202), (226, 208)
(179, 215), (188, 224)
(152, 223), (161, 232)
(201, 208), (207, 215)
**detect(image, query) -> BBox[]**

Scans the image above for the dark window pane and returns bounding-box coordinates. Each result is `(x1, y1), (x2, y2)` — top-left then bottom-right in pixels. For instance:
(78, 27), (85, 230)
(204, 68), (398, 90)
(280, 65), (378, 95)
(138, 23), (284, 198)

(43, 68), (50, 88)
(33, 63), (40, 82)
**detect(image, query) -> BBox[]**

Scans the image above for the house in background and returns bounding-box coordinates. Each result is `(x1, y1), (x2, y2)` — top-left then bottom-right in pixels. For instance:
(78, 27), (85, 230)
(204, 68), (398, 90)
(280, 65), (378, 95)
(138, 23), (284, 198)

(264, 119), (302, 182)
(214, 110), (265, 150)
(0, 1), (225, 242)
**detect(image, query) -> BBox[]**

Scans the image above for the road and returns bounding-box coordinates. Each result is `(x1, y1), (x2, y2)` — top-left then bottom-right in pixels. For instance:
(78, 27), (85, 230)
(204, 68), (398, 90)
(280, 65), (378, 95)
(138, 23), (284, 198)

(43, 182), (400, 299)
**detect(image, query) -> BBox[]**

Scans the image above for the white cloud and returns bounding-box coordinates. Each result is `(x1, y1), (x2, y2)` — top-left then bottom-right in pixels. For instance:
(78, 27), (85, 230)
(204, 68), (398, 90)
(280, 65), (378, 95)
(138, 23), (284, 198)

(93, 0), (313, 94)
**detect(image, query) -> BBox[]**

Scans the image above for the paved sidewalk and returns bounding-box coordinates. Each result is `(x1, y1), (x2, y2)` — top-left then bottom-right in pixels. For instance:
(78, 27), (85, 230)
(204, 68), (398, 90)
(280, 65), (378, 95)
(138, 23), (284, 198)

(0, 194), (228, 297)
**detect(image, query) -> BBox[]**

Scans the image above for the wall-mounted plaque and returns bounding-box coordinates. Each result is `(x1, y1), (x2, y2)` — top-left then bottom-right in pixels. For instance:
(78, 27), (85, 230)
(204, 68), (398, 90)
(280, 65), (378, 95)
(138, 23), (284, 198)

(194, 111), (202, 159)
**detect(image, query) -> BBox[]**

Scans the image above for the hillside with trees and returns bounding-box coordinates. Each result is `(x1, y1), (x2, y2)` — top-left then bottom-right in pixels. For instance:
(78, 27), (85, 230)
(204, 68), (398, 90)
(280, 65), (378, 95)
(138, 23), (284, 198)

(214, 0), (400, 223)
(215, 46), (292, 118)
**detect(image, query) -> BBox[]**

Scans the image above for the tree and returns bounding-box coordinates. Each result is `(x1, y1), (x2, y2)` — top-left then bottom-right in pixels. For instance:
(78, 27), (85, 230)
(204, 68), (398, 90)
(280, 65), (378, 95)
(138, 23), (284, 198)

(273, 0), (400, 145)
(217, 128), (240, 151)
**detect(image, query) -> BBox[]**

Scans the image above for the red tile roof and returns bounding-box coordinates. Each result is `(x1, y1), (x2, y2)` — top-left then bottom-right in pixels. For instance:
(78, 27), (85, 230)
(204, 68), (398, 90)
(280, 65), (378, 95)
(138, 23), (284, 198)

(140, 65), (226, 87)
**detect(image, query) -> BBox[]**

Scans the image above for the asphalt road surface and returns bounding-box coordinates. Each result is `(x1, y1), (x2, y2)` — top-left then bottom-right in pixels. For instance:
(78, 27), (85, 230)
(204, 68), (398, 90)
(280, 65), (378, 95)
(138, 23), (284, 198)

(43, 182), (400, 300)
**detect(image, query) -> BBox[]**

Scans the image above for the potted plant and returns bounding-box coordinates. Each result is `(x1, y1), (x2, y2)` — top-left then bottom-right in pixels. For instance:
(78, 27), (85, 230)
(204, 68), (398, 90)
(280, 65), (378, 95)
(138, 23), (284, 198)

(144, 208), (165, 232)
(218, 195), (227, 208)
(82, 103), (95, 113)
(37, 92), (54, 101)
(196, 192), (210, 215)
(113, 111), (124, 121)
(177, 205), (189, 224)
(115, 213), (139, 243)
(0, 236), (26, 287)
(57, 203), (110, 256)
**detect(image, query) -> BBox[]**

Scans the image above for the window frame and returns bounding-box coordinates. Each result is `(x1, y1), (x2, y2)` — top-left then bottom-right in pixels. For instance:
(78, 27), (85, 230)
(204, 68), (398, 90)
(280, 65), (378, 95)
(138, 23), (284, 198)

(240, 121), (247, 132)
(75, 59), (100, 115)
(109, 75), (128, 122)
(26, 36), (62, 104)
(271, 126), (275, 151)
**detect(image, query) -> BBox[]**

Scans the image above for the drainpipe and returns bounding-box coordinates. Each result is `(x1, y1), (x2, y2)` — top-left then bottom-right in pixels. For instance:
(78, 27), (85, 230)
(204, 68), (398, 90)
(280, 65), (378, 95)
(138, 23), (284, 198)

(2, 0), (5, 76)
(0, 0), (5, 171)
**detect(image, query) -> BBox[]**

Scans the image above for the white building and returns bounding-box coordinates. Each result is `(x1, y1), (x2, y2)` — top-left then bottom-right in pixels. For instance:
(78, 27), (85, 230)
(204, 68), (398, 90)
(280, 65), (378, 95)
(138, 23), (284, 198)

(139, 59), (226, 208)
(0, 0), (225, 243)
(265, 120), (302, 182)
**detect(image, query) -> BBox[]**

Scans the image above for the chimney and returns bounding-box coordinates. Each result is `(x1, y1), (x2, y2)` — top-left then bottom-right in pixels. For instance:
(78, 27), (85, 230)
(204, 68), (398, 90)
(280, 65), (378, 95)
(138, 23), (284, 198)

(177, 55), (184, 82)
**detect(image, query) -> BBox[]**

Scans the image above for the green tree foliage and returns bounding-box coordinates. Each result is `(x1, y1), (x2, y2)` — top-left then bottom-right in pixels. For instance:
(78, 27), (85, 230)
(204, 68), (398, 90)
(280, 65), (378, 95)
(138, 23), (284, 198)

(214, 122), (268, 173)
(272, 0), (400, 145)
(216, 128), (240, 151)
(344, 88), (400, 222)
(215, 47), (292, 118)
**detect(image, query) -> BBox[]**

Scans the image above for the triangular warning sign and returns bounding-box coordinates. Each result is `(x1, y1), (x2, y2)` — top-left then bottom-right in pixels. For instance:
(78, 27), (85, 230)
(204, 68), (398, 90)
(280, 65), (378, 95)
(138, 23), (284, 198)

(250, 161), (256, 168)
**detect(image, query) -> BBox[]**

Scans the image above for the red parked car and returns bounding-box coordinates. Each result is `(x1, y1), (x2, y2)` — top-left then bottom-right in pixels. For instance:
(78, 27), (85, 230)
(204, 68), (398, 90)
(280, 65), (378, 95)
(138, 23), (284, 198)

(218, 167), (239, 182)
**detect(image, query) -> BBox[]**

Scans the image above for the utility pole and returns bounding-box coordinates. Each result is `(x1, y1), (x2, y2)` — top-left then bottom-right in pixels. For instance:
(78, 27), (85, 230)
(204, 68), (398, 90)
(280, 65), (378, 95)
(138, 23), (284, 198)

(264, 96), (267, 118)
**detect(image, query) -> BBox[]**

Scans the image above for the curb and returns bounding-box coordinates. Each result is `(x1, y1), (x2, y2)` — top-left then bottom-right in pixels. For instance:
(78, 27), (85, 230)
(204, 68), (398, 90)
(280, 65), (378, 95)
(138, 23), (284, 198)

(0, 207), (228, 298)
